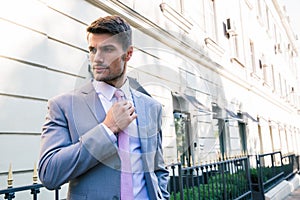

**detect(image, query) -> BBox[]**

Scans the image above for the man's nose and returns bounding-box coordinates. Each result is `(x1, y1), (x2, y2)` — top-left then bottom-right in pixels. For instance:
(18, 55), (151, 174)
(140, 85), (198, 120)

(94, 50), (105, 63)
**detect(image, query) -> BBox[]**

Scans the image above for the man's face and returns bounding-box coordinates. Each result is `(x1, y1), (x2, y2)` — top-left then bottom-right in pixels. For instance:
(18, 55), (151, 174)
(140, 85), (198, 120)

(88, 33), (131, 87)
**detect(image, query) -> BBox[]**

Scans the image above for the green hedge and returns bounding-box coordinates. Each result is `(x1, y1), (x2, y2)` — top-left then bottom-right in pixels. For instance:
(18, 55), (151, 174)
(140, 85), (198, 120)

(170, 172), (250, 200)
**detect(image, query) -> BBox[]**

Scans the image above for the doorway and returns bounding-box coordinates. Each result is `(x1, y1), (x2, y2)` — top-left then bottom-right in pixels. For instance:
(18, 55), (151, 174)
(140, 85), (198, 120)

(174, 112), (192, 167)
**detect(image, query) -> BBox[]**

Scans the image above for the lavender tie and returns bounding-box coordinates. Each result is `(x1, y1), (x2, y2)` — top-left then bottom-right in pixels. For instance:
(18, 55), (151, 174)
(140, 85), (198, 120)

(114, 89), (134, 200)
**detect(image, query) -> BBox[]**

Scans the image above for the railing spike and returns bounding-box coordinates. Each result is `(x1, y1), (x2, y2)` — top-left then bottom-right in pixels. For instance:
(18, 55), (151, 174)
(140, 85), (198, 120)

(33, 162), (38, 184)
(7, 163), (13, 188)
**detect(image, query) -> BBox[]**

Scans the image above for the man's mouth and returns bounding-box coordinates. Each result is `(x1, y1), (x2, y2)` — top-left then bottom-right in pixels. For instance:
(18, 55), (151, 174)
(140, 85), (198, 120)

(93, 65), (109, 72)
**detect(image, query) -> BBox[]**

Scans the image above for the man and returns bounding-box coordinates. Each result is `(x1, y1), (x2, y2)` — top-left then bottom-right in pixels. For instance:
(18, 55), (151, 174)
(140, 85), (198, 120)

(38, 15), (169, 200)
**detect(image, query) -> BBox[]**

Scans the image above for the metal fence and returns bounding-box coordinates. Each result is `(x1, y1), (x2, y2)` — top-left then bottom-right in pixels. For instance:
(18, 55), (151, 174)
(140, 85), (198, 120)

(0, 184), (60, 200)
(250, 152), (300, 199)
(166, 156), (253, 200)
(1, 152), (299, 200)
(250, 151), (284, 199)
(0, 164), (60, 200)
(281, 153), (299, 180)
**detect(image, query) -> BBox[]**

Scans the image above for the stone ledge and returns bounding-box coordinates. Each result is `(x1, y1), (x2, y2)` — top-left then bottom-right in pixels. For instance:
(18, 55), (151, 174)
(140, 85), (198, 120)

(288, 174), (300, 191)
(265, 180), (292, 200)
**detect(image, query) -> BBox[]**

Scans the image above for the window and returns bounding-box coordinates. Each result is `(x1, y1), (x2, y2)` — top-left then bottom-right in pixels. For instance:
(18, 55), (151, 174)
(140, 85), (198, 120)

(274, 24), (277, 42)
(207, 0), (217, 41)
(286, 126), (294, 153)
(258, 117), (273, 153)
(184, 0), (205, 30)
(238, 120), (247, 153)
(257, 0), (262, 19)
(271, 65), (276, 91)
(250, 41), (256, 73)
(227, 19), (240, 61)
(262, 56), (273, 87)
(263, 63), (269, 84)
(232, 35), (239, 59)
(225, 14), (241, 61)
(160, 1), (193, 33)
(284, 79), (288, 99)
(266, 6), (271, 32)
(256, 0), (266, 26)
(174, 112), (192, 166)
(291, 87), (296, 105)
(279, 73), (283, 97)
(163, 0), (182, 12)
(269, 121), (281, 152)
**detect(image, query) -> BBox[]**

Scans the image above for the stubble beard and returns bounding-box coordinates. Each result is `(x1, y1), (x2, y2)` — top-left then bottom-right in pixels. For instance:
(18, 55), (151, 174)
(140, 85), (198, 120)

(93, 66), (126, 86)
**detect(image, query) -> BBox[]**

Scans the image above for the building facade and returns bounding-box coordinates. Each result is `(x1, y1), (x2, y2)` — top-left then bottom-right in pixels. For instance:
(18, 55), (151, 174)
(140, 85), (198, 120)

(0, 0), (299, 198)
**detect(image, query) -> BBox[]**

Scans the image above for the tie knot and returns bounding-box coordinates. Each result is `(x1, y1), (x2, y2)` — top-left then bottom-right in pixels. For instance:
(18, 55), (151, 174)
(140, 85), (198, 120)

(114, 89), (125, 101)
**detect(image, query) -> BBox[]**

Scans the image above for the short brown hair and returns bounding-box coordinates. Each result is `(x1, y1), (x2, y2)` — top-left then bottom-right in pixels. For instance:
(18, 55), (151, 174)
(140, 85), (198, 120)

(87, 15), (132, 50)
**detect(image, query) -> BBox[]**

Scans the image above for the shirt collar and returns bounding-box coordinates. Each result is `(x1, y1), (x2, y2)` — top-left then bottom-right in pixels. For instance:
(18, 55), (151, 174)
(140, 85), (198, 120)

(92, 80), (116, 101)
(92, 78), (132, 101)
(119, 78), (132, 101)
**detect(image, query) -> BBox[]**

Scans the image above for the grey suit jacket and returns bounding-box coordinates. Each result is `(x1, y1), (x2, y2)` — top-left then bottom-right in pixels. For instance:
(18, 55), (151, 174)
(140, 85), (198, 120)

(38, 81), (169, 200)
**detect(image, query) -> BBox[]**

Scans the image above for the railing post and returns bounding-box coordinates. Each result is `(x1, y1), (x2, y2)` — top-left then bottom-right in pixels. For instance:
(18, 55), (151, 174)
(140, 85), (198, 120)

(4, 164), (15, 200)
(296, 155), (300, 173)
(246, 155), (253, 200)
(258, 155), (266, 200)
(0, 164), (61, 199)
(31, 163), (40, 200)
(177, 163), (184, 200)
(170, 165), (176, 200)
(4, 192), (15, 200)
(55, 189), (59, 200)
(31, 188), (40, 200)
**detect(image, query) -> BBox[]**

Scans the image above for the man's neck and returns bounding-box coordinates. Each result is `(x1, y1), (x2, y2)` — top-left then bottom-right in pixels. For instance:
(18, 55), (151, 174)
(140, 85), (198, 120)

(105, 76), (127, 88)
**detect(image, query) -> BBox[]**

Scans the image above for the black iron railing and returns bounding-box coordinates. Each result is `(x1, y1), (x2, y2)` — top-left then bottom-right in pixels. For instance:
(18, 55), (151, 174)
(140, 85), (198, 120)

(250, 151), (284, 199)
(0, 184), (60, 200)
(0, 164), (60, 200)
(281, 153), (298, 180)
(249, 151), (300, 200)
(166, 156), (252, 200)
(1, 151), (300, 200)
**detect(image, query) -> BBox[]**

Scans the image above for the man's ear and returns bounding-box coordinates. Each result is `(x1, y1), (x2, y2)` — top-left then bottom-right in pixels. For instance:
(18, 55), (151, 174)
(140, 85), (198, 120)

(124, 46), (133, 61)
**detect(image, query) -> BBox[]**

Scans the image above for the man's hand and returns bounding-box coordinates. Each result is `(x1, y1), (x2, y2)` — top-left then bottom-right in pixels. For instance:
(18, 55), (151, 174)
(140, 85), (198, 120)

(103, 100), (137, 133)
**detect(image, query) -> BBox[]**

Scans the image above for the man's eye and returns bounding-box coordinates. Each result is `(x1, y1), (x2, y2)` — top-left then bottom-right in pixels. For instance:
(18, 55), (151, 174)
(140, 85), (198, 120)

(103, 47), (114, 53)
(89, 48), (96, 54)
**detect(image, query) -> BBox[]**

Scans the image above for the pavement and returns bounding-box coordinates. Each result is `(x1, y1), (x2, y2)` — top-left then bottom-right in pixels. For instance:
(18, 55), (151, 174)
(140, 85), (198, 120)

(284, 186), (300, 200)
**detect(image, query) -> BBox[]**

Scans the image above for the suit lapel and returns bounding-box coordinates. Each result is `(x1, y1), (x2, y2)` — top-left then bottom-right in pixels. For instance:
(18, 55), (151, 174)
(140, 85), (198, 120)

(80, 82), (106, 123)
(131, 89), (158, 199)
(131, 89), (148, 154)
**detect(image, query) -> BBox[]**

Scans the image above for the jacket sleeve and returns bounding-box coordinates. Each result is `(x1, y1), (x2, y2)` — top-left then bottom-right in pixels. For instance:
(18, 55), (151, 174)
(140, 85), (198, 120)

(155, 104), (170, 199)
(38, 97), (118, 190)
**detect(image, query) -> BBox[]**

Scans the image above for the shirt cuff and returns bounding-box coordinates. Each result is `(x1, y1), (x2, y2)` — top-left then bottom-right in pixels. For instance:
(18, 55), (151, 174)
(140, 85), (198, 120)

(101, 123), (117, 144)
